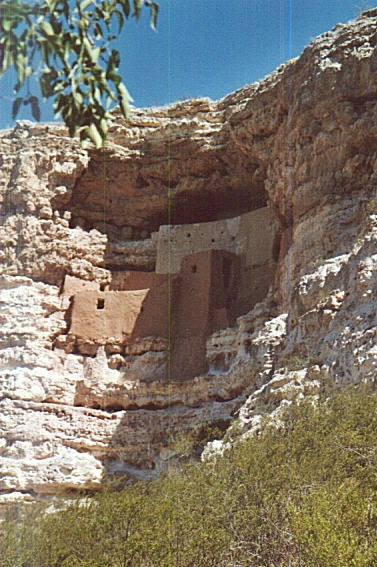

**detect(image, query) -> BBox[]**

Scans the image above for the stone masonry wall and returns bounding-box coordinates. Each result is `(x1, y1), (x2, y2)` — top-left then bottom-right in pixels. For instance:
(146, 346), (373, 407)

(156, 206), (278, 274)
(156, 206), (279, 318)
(63, 208), (278, 380)
(65, 249), (243, 381)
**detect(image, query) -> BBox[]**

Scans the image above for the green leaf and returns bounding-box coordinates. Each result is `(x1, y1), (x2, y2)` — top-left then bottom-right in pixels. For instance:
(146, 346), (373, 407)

(118, 82), (133, 119)
(93, 23), (103, 40)
(93, 85), (101, 103)
(30, 96), (41, 121)
(61, 100), (73, 120)
(99, 117), (108, 138)
(133, 0), (144, 20)
(106, 50), (121, 84)
(80, 137), (91, 150)
(39, 21), (55, 37)
(52, 79), (66, 94)
(105, 92), (116, 107)
(80, 0), (93, 11)
(0, 38), (13, 75)
(40, 74), (52, 98)
(73, 91), (83, 106)
(91, 46), (101, 64)
(63, 1), (70, 19)
(120, 0), (130, 18)
(2, 19), (13, 33)
(44, 0), (58, 11)
(68, 110), (78, 137)
(114, 9), (124, 33)
(12, 97), (23, 120)
(83, 38), (100, 64)
(53, 92), (68, 116)
(15, 52), (26, 87)
(145, 1), (159, 30)
(87, 123), (104, 148)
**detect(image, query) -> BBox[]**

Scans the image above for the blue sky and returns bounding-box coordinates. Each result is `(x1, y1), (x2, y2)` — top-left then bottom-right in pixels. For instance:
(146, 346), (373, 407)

(0, 0), (375, 129)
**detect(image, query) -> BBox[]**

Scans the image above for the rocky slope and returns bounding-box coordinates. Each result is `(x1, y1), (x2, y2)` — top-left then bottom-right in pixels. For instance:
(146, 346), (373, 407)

(2, 9), (377, 509)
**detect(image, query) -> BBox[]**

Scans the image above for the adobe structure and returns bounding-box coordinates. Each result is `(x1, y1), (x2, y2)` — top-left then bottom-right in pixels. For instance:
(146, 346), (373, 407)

(62, 206), (278, 380)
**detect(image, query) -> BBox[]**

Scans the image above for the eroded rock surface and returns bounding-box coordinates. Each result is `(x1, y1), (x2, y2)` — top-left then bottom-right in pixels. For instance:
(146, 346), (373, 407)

(2, 9), (377, 509)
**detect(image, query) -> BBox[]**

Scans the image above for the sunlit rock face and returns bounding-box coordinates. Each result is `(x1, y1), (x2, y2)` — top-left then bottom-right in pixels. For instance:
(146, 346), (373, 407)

(2, 9), (377, 509)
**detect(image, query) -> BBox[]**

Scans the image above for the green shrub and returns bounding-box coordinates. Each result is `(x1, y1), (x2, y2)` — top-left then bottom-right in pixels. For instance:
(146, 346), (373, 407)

(292, 479), (377, 567)
(172, 421), (229, 460)
(2, 383), (377, 566)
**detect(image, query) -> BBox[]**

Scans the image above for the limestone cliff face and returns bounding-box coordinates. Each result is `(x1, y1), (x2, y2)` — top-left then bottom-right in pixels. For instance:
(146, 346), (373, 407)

(2, 9), (377, 508)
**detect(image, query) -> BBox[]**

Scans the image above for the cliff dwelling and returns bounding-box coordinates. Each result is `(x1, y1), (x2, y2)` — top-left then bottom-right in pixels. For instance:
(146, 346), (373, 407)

(60, 206), (278, 380)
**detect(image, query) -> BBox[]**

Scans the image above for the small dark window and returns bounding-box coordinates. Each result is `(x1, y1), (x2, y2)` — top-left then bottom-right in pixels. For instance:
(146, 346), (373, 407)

(187, 233), (191, 238)
(211, 238), (215, 243)
(191, 265), (197, 274)
(97, 298), (105, 310)
(100, 283), (106, 291)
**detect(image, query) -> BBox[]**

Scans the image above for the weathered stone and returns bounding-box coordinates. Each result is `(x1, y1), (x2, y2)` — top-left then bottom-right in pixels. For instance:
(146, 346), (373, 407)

(76, 339), (99, 356)
(121, 226), (133, 240)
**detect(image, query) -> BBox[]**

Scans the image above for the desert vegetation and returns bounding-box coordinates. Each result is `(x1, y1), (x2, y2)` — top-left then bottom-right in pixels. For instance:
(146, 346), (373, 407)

(2, 382), (377, 566)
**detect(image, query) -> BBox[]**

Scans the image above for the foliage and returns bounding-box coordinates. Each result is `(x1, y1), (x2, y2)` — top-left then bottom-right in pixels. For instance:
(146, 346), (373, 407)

(0, 0), (158, 147)
(172, 421), (229, 460)
(2, 383), (377, 566)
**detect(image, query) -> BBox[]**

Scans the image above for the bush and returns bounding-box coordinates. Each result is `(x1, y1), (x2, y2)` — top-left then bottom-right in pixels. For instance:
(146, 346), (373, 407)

(2, 383), (377, 566)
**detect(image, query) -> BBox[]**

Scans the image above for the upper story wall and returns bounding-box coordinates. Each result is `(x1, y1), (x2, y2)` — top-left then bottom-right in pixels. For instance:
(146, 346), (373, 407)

(66, 276), (173, 342)
(155, 206), (279, 275)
